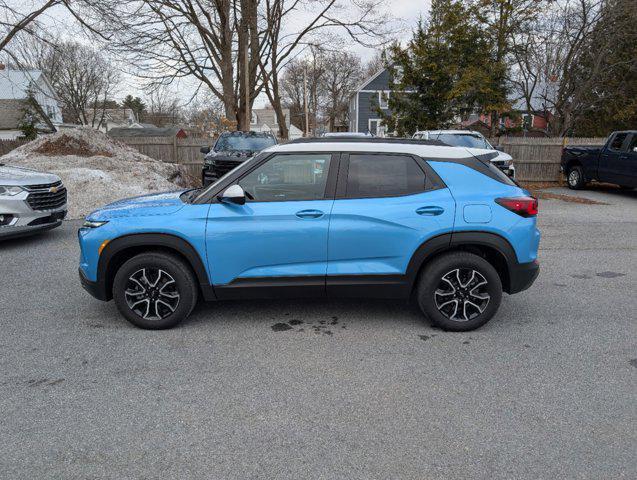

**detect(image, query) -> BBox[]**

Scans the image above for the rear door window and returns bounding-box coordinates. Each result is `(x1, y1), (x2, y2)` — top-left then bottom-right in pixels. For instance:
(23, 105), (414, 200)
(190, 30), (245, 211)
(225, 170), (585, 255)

(345, 154), (426, 198)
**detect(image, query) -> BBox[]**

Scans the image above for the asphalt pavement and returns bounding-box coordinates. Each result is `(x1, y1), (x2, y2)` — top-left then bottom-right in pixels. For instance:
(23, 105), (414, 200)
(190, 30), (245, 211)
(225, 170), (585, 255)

(1, 186), (635, 479)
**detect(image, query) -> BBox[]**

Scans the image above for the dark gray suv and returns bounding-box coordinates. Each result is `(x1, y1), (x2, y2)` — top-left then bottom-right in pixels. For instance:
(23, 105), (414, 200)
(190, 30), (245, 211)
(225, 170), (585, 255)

(200, 131), (277, 186)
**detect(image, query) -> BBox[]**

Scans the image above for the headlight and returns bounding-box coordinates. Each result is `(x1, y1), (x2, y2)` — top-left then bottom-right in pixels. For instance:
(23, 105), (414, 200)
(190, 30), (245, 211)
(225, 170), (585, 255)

(0, 185), (23, 196)
(82, 220), (109, 228)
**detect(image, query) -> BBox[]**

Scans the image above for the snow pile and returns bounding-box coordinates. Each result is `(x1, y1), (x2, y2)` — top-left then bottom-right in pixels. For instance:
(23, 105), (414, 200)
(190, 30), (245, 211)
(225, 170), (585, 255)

(1, 128), (187, 219)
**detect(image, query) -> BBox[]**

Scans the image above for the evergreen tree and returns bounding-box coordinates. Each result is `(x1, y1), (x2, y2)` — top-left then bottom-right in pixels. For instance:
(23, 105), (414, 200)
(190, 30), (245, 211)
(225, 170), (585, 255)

(122, 95), (147, 122)
(378, 0), (509, 136)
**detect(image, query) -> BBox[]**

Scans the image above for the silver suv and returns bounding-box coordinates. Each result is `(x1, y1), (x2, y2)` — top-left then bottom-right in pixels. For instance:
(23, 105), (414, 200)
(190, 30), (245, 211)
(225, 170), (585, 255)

(0, 163), (67, 240)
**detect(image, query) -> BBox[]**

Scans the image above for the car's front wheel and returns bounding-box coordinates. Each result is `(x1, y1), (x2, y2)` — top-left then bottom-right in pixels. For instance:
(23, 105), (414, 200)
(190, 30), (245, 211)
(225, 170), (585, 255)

(567, 165), (586, 190)
(112, 252), (198, 329)
(416, 252), (502, 331)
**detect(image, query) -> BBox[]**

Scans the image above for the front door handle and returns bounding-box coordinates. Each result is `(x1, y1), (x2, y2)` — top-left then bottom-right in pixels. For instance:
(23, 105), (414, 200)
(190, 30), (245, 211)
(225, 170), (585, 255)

(416, 206), (444, 216)
(296, 209), (324, 219)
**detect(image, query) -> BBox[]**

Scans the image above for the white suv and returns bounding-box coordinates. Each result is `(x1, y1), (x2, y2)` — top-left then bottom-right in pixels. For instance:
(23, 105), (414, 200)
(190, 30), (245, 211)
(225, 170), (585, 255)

(413, 130), (514, 178)
(0, 164), (67, 240)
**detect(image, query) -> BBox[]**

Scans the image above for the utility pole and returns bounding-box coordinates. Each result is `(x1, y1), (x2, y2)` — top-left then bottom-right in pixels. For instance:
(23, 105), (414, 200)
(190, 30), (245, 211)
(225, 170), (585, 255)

(303, 63), (309, 137)
(244, 39), (250, 132)
(243, 5), (250, 132)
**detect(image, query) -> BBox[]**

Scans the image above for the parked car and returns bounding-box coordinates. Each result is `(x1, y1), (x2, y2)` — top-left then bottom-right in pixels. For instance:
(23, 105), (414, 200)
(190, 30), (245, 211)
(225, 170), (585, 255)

(561, 130), (637, 190)
(0, 163), (67, 240)
(200, 131), (277, 186)
(79, 137), (540, 331)
(413, 130), (515, 178)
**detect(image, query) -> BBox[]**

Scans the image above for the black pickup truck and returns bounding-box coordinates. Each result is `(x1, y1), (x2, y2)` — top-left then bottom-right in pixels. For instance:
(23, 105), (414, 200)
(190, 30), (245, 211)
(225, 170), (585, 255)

(561, 131), (637, 190)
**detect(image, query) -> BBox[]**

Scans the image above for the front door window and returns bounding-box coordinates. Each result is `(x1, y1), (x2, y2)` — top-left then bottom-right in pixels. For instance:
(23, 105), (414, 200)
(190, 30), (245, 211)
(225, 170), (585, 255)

(239, 154), (331, 202)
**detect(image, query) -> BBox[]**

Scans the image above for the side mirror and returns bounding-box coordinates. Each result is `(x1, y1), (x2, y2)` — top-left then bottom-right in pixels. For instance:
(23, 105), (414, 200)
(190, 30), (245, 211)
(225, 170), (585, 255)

(200, 146), (210, 154)
(494, 145), (504, 152)
(219, 184), (246, 205)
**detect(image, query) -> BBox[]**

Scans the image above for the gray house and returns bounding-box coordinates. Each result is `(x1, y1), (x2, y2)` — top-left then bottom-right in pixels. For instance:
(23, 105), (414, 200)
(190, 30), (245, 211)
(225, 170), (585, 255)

(348, 68), (393, 136)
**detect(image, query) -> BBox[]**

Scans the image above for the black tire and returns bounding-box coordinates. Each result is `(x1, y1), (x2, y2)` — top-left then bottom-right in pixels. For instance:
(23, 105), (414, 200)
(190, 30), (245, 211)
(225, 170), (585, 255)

(619, 185), (634, 191)
(566, 165), (586, 190)
(416, 252), (502, 332)
(112, 252), (198, 329)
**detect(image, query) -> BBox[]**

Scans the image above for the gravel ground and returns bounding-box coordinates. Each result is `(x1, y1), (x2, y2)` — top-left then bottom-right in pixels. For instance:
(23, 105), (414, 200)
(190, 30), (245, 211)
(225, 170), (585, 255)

(1, 187), (635, 479)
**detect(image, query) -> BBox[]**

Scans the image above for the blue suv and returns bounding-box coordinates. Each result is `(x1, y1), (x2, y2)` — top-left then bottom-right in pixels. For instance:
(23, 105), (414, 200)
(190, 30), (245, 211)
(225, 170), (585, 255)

(79, 138), (540, 331)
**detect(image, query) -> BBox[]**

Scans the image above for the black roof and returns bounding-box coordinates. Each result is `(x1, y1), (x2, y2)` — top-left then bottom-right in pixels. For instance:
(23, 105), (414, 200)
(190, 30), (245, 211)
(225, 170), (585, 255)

(108, 126), (184, 137)
(286, 137), (448, 147)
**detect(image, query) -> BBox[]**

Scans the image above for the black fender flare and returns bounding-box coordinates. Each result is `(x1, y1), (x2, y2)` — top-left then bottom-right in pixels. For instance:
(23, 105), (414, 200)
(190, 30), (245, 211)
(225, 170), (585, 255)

(405, 231), (520, 292)
(97, 233), (213, 301)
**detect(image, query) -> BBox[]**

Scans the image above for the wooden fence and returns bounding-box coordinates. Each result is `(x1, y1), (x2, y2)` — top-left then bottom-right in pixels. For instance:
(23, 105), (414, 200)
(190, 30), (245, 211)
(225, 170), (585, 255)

(117, 136), (212, 178)
(117, 135), (608, 184)
(0, 138), (29, 156)
(490, 136), (606, 182)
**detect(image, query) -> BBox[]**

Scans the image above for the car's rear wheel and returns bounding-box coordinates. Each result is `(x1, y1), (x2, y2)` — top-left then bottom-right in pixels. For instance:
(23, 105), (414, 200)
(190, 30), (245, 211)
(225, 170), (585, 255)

(416, 252), (502, 331)
(567, 165), (586, 190)
(113, 252), (198, 329)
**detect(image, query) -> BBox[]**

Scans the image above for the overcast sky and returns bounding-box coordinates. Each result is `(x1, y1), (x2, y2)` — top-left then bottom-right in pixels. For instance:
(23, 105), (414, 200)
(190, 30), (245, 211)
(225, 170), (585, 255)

(354, 0), (431, 61)
(7, 0), (433, 107)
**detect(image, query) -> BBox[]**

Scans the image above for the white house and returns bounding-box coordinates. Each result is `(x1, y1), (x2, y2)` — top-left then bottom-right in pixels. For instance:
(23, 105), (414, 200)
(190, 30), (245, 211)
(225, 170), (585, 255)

(85, 108), (138, 132)
(0, 66), (63, 139)
(250, 107), (303, 139)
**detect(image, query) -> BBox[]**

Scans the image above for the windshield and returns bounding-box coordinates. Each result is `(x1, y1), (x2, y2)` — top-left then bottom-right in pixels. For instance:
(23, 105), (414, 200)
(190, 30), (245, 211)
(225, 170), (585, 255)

(214, 135), (276, 152)
(190, 153), (263, 203)
(433, 133), (491, 149)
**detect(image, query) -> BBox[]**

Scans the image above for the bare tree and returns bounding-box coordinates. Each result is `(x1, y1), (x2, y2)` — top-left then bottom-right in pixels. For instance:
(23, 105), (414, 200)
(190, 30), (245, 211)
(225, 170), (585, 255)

(145, 86), (183, 127)
(12, 37), (120, 127)
(280, 47), (363, 133)
(1, 0), (111, 53)
(511, 0), (636, 135)
(320, 51), (362, 131)
(258, 0), (393, 138)
(102, 0), (265, 131)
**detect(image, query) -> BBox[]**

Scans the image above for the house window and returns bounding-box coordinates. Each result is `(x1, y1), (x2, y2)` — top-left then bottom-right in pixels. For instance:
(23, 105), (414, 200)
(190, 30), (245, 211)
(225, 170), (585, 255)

(251, 111), (257, 125)
(378, 91), (390, 109)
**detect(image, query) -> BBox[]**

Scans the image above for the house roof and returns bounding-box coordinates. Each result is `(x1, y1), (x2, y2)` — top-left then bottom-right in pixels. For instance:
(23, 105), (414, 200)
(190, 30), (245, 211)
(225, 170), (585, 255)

(107, 126), (185, 137)
(354, 68), (386, 94)
(0, 70), (45, 100)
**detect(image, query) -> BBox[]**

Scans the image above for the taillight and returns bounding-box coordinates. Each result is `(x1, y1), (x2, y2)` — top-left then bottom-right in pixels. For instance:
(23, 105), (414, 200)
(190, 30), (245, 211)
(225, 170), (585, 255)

(495, 196), (538, 217)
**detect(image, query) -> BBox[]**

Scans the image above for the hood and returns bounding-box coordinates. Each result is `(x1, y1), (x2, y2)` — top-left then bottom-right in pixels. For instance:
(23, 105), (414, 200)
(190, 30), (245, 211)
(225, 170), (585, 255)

(0, 164), (60, 186)
(87, 190), (186, 220)
(463, 147), (512, 163)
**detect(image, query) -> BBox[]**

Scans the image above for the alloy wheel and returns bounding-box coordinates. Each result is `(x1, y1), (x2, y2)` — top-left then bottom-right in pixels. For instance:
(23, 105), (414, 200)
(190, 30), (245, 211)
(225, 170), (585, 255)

(568, 169), (579, 187)
(434, 268), (490, 322)
(125, 268), (180, 321)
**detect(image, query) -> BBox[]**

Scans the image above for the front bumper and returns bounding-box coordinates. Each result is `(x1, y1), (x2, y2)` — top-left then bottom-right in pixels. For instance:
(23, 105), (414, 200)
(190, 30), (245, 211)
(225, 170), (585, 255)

(79, 267), (109, 301)
(508, 259), (539, 294)
(0, 210), (66, 240)
(202, 166), (218, 186)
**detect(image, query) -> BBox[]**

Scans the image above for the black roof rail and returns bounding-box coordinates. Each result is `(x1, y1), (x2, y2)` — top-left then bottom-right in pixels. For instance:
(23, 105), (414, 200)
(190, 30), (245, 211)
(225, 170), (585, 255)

(286, 137), (448, 147)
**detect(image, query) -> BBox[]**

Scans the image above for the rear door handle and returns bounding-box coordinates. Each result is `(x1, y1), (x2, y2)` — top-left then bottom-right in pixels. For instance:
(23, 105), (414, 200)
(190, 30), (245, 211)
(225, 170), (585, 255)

(296, 209), (324, 219)
(416, 206), (444, 216)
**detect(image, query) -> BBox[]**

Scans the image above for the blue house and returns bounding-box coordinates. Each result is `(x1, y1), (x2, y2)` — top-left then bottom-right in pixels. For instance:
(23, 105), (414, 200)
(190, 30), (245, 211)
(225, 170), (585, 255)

(348, 68), (394, 136)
